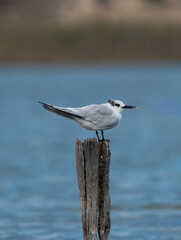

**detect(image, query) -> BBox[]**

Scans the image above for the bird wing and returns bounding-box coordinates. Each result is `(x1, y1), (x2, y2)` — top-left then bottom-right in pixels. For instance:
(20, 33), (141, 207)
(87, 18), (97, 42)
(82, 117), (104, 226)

(39, 102), (118, 130)
(39, 102), (84, 120)
(77, 104), (116, 129)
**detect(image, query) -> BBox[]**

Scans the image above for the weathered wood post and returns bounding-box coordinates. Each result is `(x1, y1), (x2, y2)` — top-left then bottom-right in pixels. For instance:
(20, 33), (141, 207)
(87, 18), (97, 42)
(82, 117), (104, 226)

(76, 138), (111, 240)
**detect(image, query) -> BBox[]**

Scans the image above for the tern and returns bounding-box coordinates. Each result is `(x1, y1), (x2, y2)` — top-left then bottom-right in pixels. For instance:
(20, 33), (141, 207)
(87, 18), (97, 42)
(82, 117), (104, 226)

(39, 99), (138, 141)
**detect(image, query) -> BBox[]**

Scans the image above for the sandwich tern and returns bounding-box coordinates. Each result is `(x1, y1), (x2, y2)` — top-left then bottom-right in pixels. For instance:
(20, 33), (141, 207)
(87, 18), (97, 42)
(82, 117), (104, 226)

(39, 99), (138, 141)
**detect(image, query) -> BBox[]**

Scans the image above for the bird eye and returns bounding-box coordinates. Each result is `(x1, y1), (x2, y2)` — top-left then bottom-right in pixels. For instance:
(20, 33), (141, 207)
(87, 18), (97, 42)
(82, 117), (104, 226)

(115, 104), (120, 107)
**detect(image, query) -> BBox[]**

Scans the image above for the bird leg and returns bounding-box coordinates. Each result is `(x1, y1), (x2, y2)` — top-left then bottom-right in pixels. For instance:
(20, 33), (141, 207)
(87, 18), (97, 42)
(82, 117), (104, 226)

(101, 130), (105, 141)
(96, 130), (100, 142)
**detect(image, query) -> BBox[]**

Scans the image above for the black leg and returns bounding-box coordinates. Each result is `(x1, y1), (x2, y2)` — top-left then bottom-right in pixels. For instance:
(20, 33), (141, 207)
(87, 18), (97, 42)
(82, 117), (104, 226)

(96, 130), (100, 142)
(101, 130), (105, 141)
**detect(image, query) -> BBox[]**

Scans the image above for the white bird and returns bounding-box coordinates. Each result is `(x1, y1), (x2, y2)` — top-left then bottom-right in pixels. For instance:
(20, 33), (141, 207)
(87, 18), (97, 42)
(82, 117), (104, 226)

(39, 99), (138, 141)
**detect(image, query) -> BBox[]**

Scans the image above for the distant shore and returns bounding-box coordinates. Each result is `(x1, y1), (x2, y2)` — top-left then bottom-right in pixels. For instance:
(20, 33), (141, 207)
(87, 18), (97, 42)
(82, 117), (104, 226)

(1, 0), (181, 62)
(0, 22), (181, 62)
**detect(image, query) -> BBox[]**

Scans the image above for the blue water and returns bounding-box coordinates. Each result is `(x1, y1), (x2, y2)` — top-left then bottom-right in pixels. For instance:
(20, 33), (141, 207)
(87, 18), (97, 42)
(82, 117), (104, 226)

(0, 63), (181, 240)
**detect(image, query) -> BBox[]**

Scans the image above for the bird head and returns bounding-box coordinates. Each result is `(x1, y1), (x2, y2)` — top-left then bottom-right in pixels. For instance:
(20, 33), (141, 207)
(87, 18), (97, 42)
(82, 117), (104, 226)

(108, 99), (138, 113)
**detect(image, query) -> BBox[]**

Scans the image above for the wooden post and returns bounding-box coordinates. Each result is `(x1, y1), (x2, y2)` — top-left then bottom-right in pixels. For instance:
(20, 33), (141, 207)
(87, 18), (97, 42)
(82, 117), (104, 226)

(76, 138), (111, 240)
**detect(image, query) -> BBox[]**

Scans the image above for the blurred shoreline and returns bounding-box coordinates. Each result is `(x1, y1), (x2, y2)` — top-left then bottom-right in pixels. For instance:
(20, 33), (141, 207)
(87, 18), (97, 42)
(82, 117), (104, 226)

(1, 0), (181, 62)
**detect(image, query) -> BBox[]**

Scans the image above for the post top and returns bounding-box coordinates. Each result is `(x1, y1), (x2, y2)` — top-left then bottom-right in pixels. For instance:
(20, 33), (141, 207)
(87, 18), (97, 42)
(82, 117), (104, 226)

(76, 138), (110, 144)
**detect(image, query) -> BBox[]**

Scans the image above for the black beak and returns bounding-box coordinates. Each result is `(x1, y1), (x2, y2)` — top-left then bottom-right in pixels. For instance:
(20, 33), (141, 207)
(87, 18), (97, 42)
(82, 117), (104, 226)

(123, 105), (139, 109)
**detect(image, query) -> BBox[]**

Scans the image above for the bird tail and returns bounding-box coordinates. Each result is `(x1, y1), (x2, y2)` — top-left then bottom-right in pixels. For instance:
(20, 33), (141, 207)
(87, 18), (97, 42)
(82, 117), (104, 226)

(39, 101), (84, 120)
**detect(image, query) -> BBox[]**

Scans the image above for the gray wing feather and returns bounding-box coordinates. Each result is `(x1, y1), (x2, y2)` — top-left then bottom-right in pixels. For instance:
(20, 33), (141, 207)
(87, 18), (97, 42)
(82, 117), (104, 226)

(39, 102), (116, 130)
(76, 104), (114, 128)
(39, 102), (84, 120)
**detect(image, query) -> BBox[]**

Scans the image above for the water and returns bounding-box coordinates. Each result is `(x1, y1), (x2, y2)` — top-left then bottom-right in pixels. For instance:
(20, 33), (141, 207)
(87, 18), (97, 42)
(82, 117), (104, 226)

(0, 63), (181, 240)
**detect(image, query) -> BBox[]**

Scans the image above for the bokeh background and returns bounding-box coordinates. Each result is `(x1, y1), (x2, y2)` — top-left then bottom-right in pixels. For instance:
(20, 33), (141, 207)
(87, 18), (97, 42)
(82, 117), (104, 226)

(0, 1), (181, 240)
(1, 0), (181, 61)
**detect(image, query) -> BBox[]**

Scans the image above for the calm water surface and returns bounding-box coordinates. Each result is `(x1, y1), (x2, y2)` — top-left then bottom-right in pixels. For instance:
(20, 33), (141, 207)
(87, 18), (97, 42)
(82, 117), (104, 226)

(0, 63), (181, 240)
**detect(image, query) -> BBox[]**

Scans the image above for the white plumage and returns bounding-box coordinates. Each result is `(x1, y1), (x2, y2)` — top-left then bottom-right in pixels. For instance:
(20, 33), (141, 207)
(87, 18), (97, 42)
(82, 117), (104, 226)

(39, 99), (138, 140)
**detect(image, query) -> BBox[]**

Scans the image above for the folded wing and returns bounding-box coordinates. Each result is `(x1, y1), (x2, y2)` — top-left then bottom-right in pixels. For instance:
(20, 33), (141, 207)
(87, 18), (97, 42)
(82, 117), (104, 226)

(78, 104), (116, 129)
(39, 102), (84, 120)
